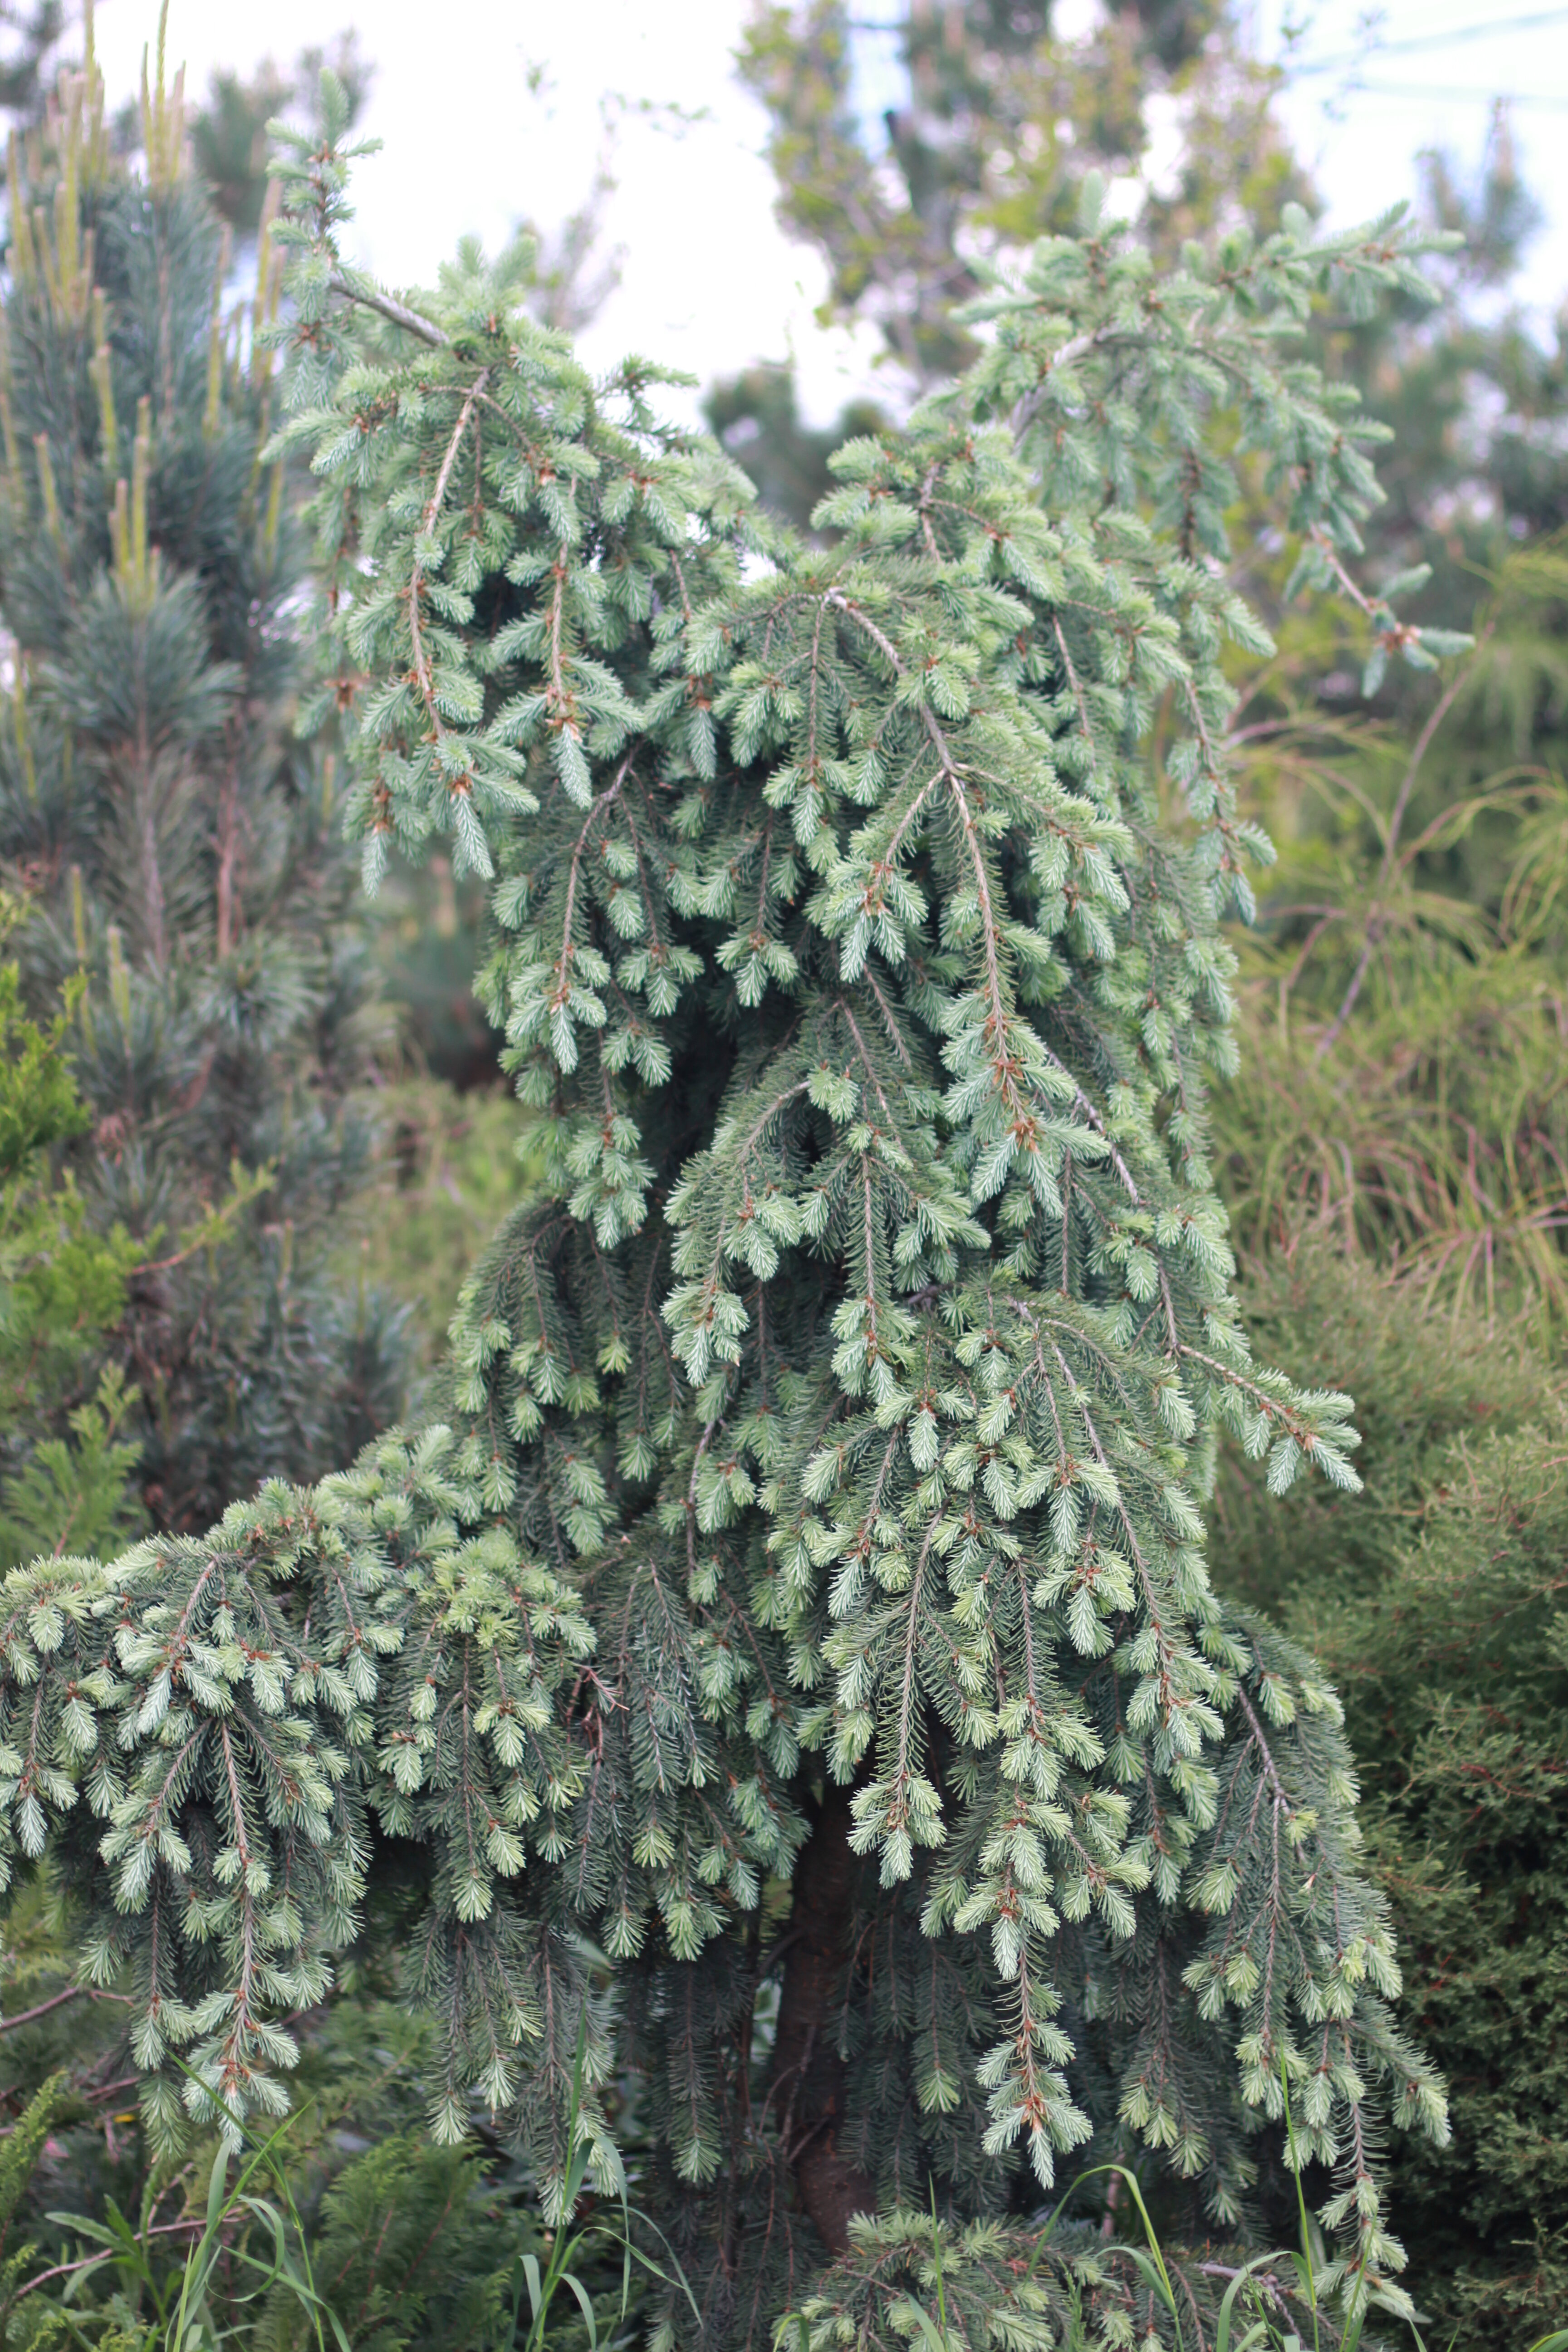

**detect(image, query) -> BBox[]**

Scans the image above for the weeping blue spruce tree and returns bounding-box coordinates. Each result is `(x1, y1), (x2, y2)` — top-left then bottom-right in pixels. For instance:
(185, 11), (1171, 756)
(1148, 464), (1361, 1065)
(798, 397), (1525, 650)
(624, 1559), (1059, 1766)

(0, 82), (1463, 2349)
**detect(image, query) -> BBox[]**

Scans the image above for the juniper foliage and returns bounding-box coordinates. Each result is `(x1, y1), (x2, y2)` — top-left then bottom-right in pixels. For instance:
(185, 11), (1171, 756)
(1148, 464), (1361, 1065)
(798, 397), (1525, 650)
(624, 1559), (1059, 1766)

(0, 89), (1462, 2346)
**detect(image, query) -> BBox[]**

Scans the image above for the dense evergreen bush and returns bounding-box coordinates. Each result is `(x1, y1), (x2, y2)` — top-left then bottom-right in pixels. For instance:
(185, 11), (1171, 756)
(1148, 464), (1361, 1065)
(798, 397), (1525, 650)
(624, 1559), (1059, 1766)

(1216, 1242), (1568, 2350)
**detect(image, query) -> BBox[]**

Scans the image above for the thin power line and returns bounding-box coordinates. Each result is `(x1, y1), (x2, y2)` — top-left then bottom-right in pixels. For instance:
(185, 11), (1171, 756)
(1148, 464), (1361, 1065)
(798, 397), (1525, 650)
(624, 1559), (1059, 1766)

(1338, 80), (1568, 106)
(1289, 6), (1568, 78)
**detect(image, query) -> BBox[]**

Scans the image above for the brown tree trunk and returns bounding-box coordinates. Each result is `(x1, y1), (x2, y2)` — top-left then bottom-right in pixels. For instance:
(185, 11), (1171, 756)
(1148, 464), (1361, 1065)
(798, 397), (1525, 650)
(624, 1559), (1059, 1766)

(216, 767), (240, 958)
(770, 1779), (875, 2254)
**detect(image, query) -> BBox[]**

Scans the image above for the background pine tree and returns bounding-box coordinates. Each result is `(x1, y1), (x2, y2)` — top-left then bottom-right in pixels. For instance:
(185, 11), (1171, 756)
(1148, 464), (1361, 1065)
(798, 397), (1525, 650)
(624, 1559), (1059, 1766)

(735, 0), (1290, 394)
(0, 28), (409, 1530)
(713, 0), (1307, 512)
(0, 0), (64, 131)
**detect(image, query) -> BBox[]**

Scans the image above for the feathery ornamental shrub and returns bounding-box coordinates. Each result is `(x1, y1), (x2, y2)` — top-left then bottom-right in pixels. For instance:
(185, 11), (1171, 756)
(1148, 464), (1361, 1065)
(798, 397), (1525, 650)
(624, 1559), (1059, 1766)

(0, 84), (1462, 2348)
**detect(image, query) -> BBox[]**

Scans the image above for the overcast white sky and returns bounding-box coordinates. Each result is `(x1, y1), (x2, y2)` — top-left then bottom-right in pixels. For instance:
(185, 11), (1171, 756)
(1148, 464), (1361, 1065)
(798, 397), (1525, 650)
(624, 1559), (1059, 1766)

(86, 0), (1568, 426)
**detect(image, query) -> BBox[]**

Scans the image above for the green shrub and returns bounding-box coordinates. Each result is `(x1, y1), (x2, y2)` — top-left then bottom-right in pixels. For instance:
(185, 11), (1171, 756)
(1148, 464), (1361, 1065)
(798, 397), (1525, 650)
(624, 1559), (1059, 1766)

(0, 944), (143, 1567)
(342, 1079), (540, 1372)
(1217, 1243), (1568, 2348)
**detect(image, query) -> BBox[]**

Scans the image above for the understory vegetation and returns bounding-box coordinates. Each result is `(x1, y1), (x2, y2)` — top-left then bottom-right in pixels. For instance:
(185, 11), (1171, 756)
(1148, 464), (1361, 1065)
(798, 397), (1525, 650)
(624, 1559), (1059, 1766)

(1, 6), (1566, 2352)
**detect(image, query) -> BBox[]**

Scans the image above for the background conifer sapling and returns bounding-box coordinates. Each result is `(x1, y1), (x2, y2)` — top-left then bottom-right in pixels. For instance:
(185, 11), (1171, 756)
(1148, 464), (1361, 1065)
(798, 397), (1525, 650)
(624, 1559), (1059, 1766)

(0, 18), (408, 1534)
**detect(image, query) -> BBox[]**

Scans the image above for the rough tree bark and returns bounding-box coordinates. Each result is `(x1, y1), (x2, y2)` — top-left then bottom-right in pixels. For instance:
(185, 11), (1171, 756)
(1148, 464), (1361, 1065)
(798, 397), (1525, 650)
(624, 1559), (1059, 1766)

(770, 1779), (876, 2254)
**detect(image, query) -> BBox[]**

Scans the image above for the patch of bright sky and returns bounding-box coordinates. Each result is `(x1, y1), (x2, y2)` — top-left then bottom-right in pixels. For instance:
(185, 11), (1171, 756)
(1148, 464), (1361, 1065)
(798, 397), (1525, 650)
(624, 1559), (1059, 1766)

(87, 0), (1568, 429)
(90, 0), (886, 426)
(1254, 0), (1568, 320)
